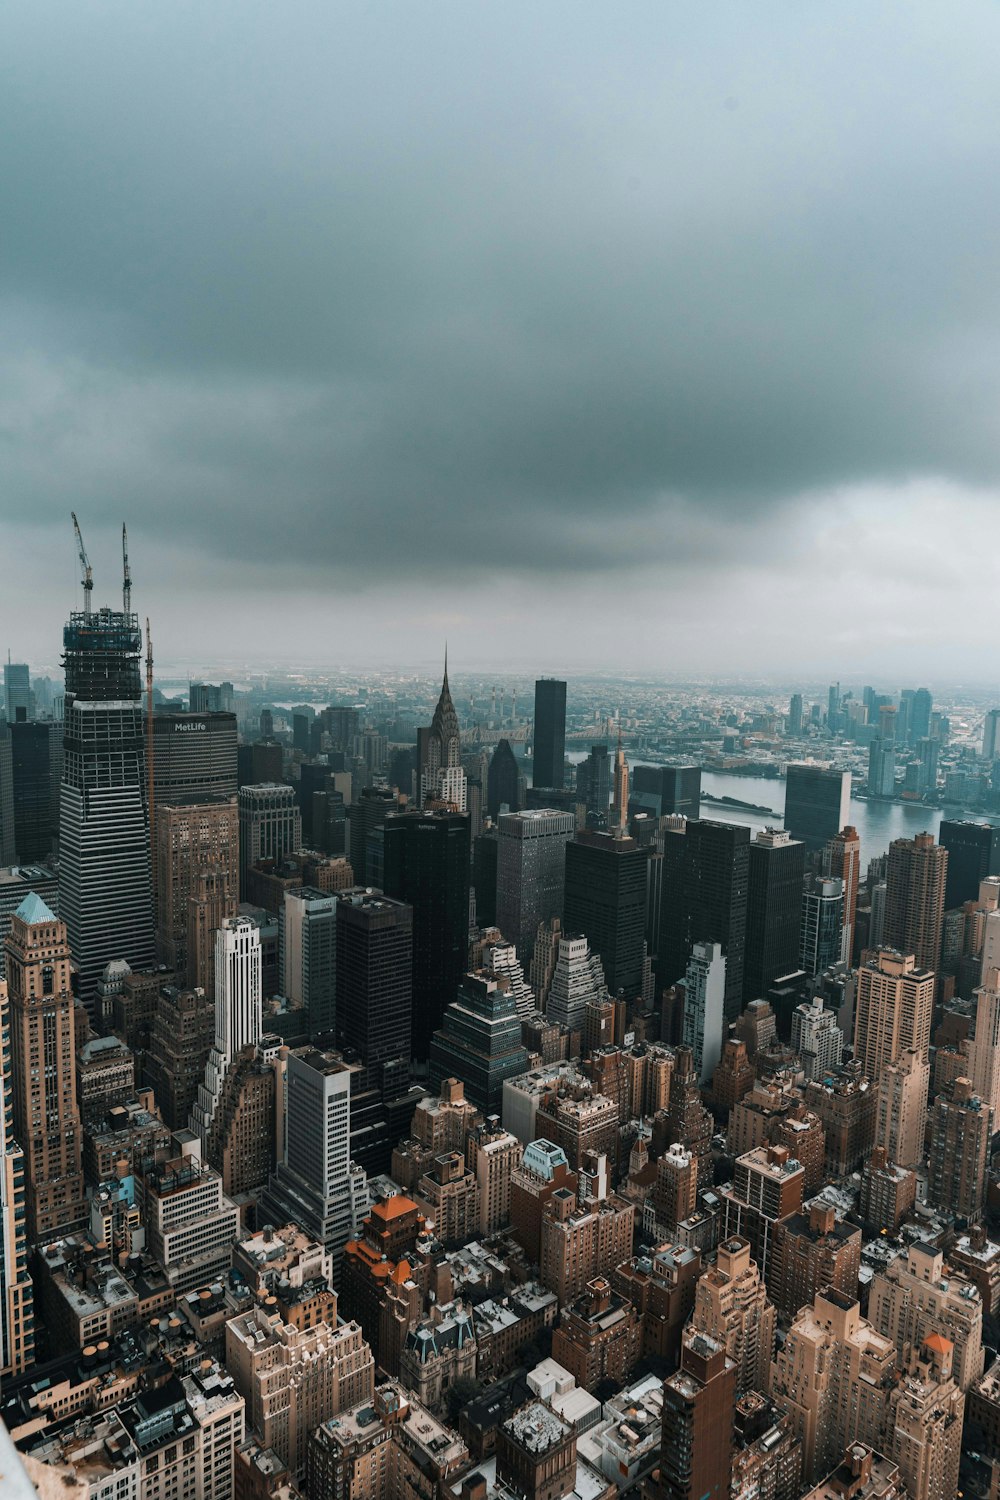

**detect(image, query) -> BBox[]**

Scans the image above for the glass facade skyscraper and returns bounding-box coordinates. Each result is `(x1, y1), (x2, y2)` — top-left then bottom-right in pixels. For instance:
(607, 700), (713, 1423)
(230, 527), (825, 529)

(59, 606), (155, 1010)
(532, 678), (566, 790)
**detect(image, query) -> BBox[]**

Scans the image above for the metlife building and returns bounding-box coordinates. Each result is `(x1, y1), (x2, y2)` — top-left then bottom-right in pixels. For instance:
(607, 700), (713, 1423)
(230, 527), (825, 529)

(152, 711), (239, 804)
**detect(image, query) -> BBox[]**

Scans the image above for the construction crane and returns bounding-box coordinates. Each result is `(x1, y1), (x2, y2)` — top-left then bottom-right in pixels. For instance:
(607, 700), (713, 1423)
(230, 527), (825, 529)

(122, 523), (132, 614)
(71, 511), (93, 618)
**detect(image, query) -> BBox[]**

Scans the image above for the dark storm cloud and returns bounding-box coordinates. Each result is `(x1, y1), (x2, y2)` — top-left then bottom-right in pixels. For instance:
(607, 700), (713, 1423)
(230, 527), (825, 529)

(4, 1), (1000, 604)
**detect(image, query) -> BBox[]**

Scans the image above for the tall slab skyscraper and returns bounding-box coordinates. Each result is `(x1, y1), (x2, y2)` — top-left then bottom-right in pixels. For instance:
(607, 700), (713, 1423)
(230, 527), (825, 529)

(532, 677), (566, 790)
(58, 546), (155, 1010)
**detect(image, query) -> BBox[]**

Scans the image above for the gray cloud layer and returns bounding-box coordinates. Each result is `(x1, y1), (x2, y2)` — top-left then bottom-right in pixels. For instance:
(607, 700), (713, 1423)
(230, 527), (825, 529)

(3, 3), (1000, 669)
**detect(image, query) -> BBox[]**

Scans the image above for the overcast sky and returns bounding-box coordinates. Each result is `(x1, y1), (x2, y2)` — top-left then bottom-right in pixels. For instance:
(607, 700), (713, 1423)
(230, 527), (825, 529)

(3, 3), (1000, 682)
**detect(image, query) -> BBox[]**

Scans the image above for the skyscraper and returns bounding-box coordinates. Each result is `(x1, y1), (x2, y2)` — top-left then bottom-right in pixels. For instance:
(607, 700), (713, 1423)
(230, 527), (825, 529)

(428, 970), (531, 1115)
(281, 886), (338, 1038)
(853, 948), (935, 1084)
(151, 710), (238, 802)
(927, 1076), (991, 1220)
(487, 738), (521, 817)
(939, 820), (1000, 910)
(155, 796), (239, 978)
(646, 1328), (736, 1500)
(563, 831), (648, 1000)
(59, 591), (155, 1008)
(420, 655), (466, 809)
(799, 876), (845, 978)
(238, 783), (302, 899)
(867, 738), (896, 798)
(883, 832), (947, 978)
(783, 764), (851, 850)
(349, 785), (398, 887)
(496, 809), (574, 967)
(787, 693), (804, 737)
(336, 890), (412, 1096)
(630, 764), (702, 819)
(611, 738), (629, 835)
(6, 894), (86, 1240)
(683, 941), (726, 1085)
(546, 933), (609, 1034)
(743, 828), (805, 1002)
(382, 808), (470, 1062)
(823, 826), (861, 964)
(3, 662), (30, 724)
(983, 708), (1000, 762)
(532, 678), (566, 791)
(659, 819), (750, 1021)
(0, 971), (33, 1377)
(0, 725), (14, 867)
(261, 1048), (370, 1272)
(576, 744), (612, 828)
(192, 916), (263, 1147)
(9, 719), (60, 862)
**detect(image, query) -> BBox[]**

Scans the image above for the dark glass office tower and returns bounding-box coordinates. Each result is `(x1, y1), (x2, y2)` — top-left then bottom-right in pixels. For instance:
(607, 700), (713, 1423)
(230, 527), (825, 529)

(563, 831), (648, 1000)
(487, 739), (521, 818)
(783, 764), (851, 850)
(349, 786), (398, 886)
(336, 890), (412, 1095)
(382, 808), (471, 1062)
(576, 744), (611, 829)
(631, 764), (702, 819)
(473, 829), (499, 927)
(743, 829), (805, 1002)
(59, 606), (155, 1009)
(659, 819), (750, 1021)
(0, 724), (16, 866)
(9, 719), (60, 862)
(428, 971), (530, 1115)
(532, 678), (566, 790)
(940, 820), (1000, 909)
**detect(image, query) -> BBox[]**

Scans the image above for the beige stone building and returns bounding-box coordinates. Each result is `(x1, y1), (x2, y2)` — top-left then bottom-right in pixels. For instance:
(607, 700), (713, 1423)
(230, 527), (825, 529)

(887, 1335), (964, 1500)
(867, 1240), (984, 1392)
(873, 1048), (928, 1170)
(689, 1235), (775, 1396)
(853, 949), (934, 1084)
(226, 1303), (374, 1478)
(466, 1119), (520, 1236)
(769, 1288), (896, 1483)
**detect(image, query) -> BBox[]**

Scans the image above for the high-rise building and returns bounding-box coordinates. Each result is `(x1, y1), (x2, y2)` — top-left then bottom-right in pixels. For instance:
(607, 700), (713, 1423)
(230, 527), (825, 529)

(155, 796), (239, 978)
(783, 765), (851, 851)
(420, 657), (466, 809)
(9, 719), (60, 862)
(721, 1145), (803, 1285)
(151, 710), (238, 802)
(428, 971), (531, 1116)
(787, 693), (804, 737)
(868, 1240), (984, 1392)
(646, 1327), (736, 1500)
(867, 738), (896, 798)
(260, 1048), (370, 1272)
(683, 942), (726, 1086)
(874, 1048), (928, 1170)
(659, 819), (749, 1020)
(5, 895), (86, 1242)
(971, 966), (1000, 1124)
(768, 1201), (862, 1324)
(0, 972), (33, 1378)
(238, 783), (301, 900)
(790, 995), (843, 1080)
(883, 832), (947, 979)
(3, 661), (30, 724)
(349, 785), (398, 887)
(940, 821), (1000, 910)
(336, 891), (412, 1098)
(563, 831), (648, 1000)
(799, 876), (845, 978)
(576, 744), (611, 827)
(466, 1117), (520, 1235)
(630, 763), (702, 819)
(689, 1235), (775, 1397)
(744, 829), (805, 1002)
(0, 724), (15, 866)
(983, 708), (1000, 762)
(281, 886), (337, 1038)
(823, 826), (861, 964)
(187, 867), (236, 995)
(532, 679), (567, 791)
(382, 808), (470, 1063)
(59, 601), (155, 1009)
(887, 1336), (964, 1500)
(545, 932), (608, 1035)
(192, 916), (263, 1147)
(770, 1289), (896, 1484)
(487, 739), (521, 818)
(927, 1075), (991, 1221)
(853, 948), (935, 1084)
(496, 809), (574, 967)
